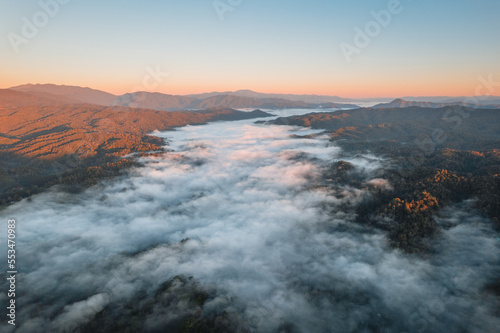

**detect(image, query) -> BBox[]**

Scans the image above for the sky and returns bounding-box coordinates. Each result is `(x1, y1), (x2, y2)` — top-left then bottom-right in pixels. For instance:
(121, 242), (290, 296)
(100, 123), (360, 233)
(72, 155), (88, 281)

(1, 0), (499, 98)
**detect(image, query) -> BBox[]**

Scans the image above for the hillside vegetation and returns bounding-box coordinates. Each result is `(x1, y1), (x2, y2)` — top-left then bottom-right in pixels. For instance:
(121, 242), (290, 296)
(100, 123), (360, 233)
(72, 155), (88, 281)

(0, 101), (271, 206)
(272, 106), (500, 253)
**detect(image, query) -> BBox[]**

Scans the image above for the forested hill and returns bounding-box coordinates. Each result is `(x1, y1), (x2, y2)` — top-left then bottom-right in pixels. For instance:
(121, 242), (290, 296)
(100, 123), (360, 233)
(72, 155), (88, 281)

(272, 106), (500, 254)
(0, 103), (272, 206)
(272, 106), (500, 150)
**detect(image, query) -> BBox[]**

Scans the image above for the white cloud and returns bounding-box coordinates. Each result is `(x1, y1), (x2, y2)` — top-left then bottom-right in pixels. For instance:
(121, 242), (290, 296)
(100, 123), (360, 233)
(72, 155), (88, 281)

(1, 118), (499, 332)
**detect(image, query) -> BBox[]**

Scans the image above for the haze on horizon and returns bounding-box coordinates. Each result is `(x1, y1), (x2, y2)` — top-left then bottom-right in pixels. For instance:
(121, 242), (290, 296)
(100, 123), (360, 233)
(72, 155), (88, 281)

(1, 0), (499, 98)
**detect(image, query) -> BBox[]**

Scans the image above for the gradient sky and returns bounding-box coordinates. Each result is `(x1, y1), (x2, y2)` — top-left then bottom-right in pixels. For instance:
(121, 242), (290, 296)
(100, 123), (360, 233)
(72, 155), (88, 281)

(1, 0), (499, 98)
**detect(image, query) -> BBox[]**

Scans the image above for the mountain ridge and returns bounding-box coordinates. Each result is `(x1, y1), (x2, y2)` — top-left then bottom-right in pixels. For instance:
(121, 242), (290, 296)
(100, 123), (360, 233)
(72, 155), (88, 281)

(114, 91), (358, 110)
(372, 98), (500, 109)
(9, 84), (359, 110)
(7, 83), (500, 110)
(0, 101), (273, 204)
(10, 83), (117, 106)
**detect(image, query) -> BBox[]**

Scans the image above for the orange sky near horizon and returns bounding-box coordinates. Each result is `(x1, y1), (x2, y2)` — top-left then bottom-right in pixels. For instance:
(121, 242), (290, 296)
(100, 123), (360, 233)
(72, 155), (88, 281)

(1, 1), (499, 100)
(3, 45), (498, 99)
(1, 73), (496, 99)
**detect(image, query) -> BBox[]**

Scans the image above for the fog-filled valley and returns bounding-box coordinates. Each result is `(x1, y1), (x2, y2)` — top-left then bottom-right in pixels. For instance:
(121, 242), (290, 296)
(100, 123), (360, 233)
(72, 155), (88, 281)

(3, 0), (500, 331)
(1, 109), (499, 333)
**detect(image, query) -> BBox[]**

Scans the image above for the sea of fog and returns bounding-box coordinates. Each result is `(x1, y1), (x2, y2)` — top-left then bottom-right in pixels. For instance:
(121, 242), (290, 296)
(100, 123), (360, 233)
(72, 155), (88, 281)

(1, 109), (499, 332)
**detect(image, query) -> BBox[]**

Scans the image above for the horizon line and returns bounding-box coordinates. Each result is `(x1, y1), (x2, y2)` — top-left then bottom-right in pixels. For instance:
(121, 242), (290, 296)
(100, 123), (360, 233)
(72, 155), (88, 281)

(3, 82), (500, 100)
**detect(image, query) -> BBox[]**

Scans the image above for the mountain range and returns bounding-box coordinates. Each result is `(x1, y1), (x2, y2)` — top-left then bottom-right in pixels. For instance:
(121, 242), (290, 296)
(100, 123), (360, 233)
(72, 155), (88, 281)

(187, 89), (359, 104)
(372, 98), (500, 109)
(2, 83), (500, 208)
(0, 93), (273, 161)
(190, 90), (500, 105)
(113, 92), (359, 110)
(8, 84), (500, 111)
(8, 84), (358, 110)
(0, 89), (274, 204)
(271, 106), (500, 152)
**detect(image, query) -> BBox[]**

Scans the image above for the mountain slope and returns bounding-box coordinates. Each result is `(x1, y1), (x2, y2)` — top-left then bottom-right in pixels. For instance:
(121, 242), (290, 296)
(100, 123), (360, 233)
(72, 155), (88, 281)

(10, 84), (117, 105)
(0, 104), (272, 160)
(0, 89), (78, 109)
(112, 92), (195, 110)
(113, 92), (358, 110)
(0, 103), (272, 204)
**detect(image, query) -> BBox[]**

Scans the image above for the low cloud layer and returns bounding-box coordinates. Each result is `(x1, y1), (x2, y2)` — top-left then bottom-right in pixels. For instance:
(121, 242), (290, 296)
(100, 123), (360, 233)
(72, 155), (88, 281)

(1, 111), (499, 332)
